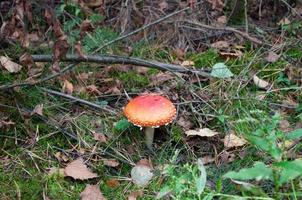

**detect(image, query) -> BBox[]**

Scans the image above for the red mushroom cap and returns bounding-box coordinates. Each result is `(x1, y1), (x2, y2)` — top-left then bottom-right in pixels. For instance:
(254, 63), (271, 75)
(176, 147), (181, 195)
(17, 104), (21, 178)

(124, 94), (176, 127)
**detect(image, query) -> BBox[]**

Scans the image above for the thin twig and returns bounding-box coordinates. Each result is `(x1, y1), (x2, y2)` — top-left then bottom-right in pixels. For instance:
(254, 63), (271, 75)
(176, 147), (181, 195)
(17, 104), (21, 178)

(41, 87), (117, 115)
(0, 54), (210, 90)
(92, 6), (191, 54)
(182, 20), (264, 45)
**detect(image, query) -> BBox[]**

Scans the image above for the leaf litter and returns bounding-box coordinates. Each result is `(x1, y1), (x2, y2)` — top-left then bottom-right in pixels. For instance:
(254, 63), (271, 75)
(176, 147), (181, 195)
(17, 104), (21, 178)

(64, 158), (98, 180)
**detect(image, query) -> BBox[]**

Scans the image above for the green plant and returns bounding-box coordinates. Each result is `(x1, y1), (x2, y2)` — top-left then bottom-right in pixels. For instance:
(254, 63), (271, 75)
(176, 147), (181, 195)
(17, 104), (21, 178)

(156, 150), (207, 199)
(224, 113), (302, 197)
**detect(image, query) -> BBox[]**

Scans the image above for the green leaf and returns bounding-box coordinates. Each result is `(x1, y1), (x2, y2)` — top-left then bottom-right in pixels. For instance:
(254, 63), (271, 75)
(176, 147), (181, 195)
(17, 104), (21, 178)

(223, 162), (273, 181)
(210, 63), (234, 78)
(274, 159), (302, 184)
(196, 159), (207, 195)
(247, 132), (282, 161)
(285, 128), (302, 140)
(114, 119), (130, 132)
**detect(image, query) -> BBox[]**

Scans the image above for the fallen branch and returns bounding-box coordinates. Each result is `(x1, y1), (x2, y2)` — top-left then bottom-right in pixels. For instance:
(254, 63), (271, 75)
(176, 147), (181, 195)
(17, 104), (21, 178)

(41, 87), (117, 115)
(32, 54), (191, 72)
(183, 20), (264, 45)
(0, 54), (210, 90)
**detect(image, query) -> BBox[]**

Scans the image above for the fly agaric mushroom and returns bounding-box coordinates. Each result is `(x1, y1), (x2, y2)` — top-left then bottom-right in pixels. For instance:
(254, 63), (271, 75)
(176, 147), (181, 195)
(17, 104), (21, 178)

(124, 94), (176, 150)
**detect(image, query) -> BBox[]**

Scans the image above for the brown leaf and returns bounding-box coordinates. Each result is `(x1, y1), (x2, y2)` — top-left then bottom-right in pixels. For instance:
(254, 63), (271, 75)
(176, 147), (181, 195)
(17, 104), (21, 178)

(80, 19), (94, 38)
(0, 56), (22, 73)
(75, 41), (87, 59)
(106, 179), (120, 188)
(76, 72), (91, 82)
(185, 128), (219, 137)
(31, 104), (43, 116)
(44, 8), (53, 25)
(217, 151), (235, 166)
(103, 159), (119, 167)
(128, 191), (143, 200)
(80, 184), (106, 200)
(278, 17), (290, 26)
(53, 36), (69, 61)
(211, 40), (229, 49)
(224, 133), (247, 148)
(64, 158), (98, 180)
(86, 85), (101, 95)
(48, 167), (65, 176)
(20, 52), (34, 69)
(82, 0), (104, 8)
(265, 51), (279, 63)
(279, 120), (292, 133)
(53, 19), (64, 38)
(207, 0), (224, 12)
(176, 116), (194, 130)
(201, 155), (215, 165)
(253, 75), (270, 89)
(51, 61), (61, 73)
(219, 49), (243, 59)
(216, 15), (227, 25)
(171, 48), (185, 60)
(93, 131), (107, 143)
(149, 72), (174, 86)
(62, 79), (74, 94)
(181, 60), (195, 67)
(54, 152), (69, 162)
(136, 159), (153, 169)
(159, 0), (168, 11)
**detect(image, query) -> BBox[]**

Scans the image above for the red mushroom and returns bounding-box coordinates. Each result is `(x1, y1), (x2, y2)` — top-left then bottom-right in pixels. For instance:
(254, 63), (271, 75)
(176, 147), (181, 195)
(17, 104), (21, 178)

(124, 94), (176, 150)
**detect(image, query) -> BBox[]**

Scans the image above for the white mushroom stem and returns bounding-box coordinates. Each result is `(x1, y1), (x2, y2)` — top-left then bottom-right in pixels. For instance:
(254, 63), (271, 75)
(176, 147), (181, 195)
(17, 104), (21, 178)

(144, 127), (155, 150)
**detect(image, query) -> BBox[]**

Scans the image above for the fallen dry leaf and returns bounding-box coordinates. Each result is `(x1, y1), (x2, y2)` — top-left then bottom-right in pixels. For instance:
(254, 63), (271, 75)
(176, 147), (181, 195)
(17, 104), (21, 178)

(211, 40), (229, 49)
(53, 36), (69, 61)
(265, 51), (279, 63)
(86, 85), (101, 95)
(93, 131), (107, 143)
(48, 167), (65, 176)
(216, 15), (227, 25)
(201, 155), (215, 165)
(31, 104), (43, 116)
(103, 159), (119, 167)
(136, 159), (153, 169)
(128, 191), (143, 200)
(279, 120), (292, 133)
(80, 184), (106, 200)
(0, 56), (22, 73)
(177, 116), (194, 130)
(219, 49), (243, 59)
(181, 60), (195, 67)
(80, 19), (94, 38)
(185, 128), (219, 137)
(62, 79), (74, 94)
(207, 0), (224, 12)
(278, 17), (290, 26)
(149, 72), (174, 86)
(106, 179), (120, 188)
(19, 52), (34, 69)
(253, 74), (270, 89)
(82, 0), (104, 8)
(75, 41), (87, 59)
(54, 152), (69, 162)
(224, 133), (247, 148)
(64, 158), (98, 180)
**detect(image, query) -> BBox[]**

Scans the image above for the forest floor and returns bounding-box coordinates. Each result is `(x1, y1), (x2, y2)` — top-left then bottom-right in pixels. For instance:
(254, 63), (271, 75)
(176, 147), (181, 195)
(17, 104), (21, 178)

(0, 1), (302, 200)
